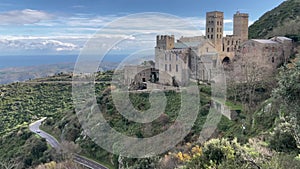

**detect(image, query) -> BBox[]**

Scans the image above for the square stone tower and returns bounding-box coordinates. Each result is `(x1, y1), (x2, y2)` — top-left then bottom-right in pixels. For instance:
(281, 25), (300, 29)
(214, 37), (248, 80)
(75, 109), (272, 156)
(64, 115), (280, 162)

(233, 11), (249, 41)
(156, 35), (175, 50)
(206, 11), (224, 52)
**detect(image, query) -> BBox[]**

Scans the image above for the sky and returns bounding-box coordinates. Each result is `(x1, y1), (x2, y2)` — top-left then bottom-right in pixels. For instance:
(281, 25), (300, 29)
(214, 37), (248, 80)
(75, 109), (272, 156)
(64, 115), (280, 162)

(0, 0), (286, 56)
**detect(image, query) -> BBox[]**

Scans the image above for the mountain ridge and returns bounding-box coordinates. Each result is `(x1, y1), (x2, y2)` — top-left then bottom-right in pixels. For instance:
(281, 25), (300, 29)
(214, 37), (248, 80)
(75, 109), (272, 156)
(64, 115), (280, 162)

(249, 0), (300, 40)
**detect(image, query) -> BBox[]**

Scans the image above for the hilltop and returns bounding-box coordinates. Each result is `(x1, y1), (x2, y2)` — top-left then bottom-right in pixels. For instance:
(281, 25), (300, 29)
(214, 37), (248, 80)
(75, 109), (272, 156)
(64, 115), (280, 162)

(249, 0), (300, 40)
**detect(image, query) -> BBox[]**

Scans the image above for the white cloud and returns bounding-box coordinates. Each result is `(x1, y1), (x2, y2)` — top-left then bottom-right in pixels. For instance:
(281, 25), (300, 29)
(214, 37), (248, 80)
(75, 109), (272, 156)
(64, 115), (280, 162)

(0, 10), (239, 55)
(0, 9), (53, 25)
(248, 20), (255, 26)
(41, 40), (78, 51)
(0, 39), (79, 53)
(66, 15), (118, 27)
(224, 19), (233, 23)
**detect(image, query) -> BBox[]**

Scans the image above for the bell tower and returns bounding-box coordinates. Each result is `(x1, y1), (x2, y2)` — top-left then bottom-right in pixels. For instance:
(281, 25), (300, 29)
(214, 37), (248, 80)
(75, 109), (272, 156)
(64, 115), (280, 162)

(233, 11), (249, 41)
(206, 11), (224, 52)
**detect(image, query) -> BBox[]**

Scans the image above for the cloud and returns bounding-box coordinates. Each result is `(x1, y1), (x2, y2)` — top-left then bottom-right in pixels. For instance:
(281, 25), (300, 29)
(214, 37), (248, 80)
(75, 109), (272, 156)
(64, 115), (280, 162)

(0, 39), (79, 53)
(224, 19), (233, 23)
(71, 5), (85, 9)
(0, 9), (53, 25)
(41, 40), (78, 51)
(248, 20), (255, 26)
(0, 11), (239, 55)
(66, 15), (118, 27)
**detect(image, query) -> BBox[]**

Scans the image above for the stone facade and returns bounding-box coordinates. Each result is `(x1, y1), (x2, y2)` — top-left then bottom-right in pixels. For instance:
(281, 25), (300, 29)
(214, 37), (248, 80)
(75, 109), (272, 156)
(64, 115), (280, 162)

(155, 35), (218, 86)
(221, 35), (241, 63)
(235, 37), (293, 69)
(206, 11), (224, 52)
(206, 11), (249, 63)
(233, 12), (249, 42)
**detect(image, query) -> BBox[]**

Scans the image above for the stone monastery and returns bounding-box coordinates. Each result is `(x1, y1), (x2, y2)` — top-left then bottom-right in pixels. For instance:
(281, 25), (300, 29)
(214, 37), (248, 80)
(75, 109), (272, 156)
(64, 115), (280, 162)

(124, 11), (293, 88)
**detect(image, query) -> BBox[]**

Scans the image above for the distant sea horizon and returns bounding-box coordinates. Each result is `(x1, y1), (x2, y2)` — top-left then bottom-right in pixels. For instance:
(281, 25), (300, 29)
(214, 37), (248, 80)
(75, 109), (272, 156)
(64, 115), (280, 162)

(0, 54), (127, 84)
(0, 54), (127, 69)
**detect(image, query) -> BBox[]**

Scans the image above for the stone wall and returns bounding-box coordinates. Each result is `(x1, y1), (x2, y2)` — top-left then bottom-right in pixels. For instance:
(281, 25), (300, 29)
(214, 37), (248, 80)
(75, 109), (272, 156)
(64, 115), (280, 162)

(155, 47), (190, 86)
(235, 37), (293, 70)
(124, 65), (154, 85)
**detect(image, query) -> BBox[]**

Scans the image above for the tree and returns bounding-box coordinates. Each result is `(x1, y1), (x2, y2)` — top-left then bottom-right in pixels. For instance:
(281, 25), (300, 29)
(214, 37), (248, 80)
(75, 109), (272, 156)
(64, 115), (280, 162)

(272, 59), (300, 147)
(229, 55), (275, 113)
(269, 119), (298, 152)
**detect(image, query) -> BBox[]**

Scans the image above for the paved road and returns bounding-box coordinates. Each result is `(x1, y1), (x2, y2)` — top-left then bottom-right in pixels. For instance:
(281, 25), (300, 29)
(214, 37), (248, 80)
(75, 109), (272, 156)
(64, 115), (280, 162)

(73, 154), (108, 169)
(29, 118), (61, 150)
(29, 118), (108, 169)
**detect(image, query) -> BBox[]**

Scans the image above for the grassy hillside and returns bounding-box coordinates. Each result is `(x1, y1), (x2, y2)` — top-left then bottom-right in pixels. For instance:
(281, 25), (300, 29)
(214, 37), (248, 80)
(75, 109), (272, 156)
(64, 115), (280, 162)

(249, 0), (300, 40)
(0, 74), (73, 135)
(0, 67), (299, 168)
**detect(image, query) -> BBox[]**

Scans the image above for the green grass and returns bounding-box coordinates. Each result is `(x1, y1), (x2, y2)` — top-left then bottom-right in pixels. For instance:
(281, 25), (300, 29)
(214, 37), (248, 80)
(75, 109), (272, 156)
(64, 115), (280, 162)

(225, 101), (243, 111)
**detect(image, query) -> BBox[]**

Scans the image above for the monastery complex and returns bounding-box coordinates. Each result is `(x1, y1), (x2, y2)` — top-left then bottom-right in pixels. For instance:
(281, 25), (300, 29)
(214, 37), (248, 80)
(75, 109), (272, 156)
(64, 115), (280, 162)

(124, 11), (293, 88)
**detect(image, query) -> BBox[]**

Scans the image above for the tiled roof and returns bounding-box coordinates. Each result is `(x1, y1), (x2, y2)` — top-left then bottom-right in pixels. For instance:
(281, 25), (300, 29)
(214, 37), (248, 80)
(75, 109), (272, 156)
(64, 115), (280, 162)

(252, 39), (278, 44)
(271, 36), (292, 42)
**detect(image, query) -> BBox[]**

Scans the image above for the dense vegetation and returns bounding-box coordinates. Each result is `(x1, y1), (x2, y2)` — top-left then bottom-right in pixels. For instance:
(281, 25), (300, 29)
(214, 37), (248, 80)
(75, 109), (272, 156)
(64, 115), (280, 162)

(0, 60), (299, 169)
(1, 58), (299, 168)
(0, 73), (73, 135)
(0, 127), (57, 169)
(249, 0), (300, 40)
(40, 79), (213, 168)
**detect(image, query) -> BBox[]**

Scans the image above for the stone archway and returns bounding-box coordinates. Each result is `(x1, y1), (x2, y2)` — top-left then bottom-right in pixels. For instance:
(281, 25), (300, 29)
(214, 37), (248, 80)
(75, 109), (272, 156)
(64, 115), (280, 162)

(222, 56), (230, 64)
